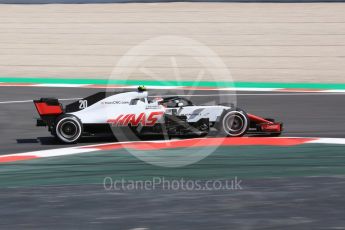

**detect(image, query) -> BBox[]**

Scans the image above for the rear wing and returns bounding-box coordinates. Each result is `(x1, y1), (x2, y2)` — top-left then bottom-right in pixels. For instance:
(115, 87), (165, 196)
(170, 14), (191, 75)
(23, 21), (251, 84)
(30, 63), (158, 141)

(33, 98), (63, 116)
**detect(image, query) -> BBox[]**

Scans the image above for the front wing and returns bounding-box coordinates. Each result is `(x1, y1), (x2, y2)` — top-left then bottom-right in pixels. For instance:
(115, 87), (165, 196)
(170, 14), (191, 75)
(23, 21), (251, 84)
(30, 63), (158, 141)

(247, 114), (283, 136)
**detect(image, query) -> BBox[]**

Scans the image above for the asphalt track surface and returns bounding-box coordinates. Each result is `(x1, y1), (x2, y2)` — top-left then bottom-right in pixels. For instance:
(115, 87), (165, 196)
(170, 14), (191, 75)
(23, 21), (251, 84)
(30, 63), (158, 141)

(1, 86), (345, 229)
(1, 86), (345, 155)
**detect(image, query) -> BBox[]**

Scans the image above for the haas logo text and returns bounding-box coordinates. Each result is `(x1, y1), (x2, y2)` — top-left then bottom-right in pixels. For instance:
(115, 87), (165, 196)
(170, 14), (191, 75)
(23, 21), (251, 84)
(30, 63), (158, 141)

(107, 112), (163, 127)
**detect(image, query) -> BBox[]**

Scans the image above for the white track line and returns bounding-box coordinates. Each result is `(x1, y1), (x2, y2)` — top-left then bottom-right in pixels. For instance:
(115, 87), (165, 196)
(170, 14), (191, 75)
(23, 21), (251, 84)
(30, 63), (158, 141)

(308, 138), (345, 145)
(150, 92), (345, 97)
(225, 87), (281, 91)
(34, 84), (91, 88)
(1, 92), (344, 104)
(0, 98), (82, 104)
(0, 100), (35, 104)
(0, 147), (99, 158)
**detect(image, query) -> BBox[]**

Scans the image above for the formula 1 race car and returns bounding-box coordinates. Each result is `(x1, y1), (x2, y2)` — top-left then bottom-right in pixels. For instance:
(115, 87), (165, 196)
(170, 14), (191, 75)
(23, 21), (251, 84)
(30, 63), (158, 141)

(34, 87), (283, 143)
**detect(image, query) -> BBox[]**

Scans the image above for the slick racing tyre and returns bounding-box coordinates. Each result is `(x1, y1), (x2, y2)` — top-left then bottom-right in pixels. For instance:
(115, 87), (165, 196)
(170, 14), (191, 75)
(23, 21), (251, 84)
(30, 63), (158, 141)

(54, 115), (83, 143)
(218, 109), (249, 137)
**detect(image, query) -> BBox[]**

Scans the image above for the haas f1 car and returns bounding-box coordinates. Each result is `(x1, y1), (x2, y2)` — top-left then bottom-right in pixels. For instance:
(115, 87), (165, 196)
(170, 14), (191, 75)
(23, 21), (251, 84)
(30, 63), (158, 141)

(34, 87), (283, 143)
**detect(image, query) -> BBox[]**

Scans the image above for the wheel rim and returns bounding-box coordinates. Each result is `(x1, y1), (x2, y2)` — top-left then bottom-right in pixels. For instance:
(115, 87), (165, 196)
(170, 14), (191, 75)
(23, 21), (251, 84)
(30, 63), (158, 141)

(56, 117), (82, 143)
(226, 115), (244, 132)
(60, 121), (78, 139)
(222, 112), (248, 136)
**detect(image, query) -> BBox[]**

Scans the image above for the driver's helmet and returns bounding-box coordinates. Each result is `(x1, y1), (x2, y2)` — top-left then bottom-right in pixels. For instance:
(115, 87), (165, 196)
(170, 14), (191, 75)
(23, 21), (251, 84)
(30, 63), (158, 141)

(137, 86), (147, 92)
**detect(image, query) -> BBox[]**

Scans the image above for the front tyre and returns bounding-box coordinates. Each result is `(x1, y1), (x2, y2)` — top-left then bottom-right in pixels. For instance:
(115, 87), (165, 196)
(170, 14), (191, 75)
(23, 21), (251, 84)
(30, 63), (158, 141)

(218, 110), (249, 137)
(54, 115), (83, 143)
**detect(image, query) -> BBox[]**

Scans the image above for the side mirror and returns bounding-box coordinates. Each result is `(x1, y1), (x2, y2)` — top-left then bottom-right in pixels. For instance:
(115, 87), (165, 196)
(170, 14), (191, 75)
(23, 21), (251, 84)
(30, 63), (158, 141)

(178, 102), (184, 107)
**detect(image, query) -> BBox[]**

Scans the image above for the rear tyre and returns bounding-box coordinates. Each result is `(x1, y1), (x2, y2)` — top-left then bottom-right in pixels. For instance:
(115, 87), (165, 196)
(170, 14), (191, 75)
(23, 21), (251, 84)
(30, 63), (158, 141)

(218, 109), (249, 137)
(54, 115), (83, 143)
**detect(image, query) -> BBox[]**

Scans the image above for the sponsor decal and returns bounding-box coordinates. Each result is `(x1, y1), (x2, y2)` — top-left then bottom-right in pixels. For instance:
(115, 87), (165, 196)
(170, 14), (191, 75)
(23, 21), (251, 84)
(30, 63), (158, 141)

(107, 111), (164, 127)
(146, 105), (160, 109)
(102, 101), (129, 105)
(261, 123), (281, 132)
(181, 113), (202, 116)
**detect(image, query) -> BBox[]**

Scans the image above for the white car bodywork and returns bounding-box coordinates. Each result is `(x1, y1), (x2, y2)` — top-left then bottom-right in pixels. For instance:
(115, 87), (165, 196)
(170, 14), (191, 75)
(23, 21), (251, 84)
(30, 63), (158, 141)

(70, 91), (230, 126)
